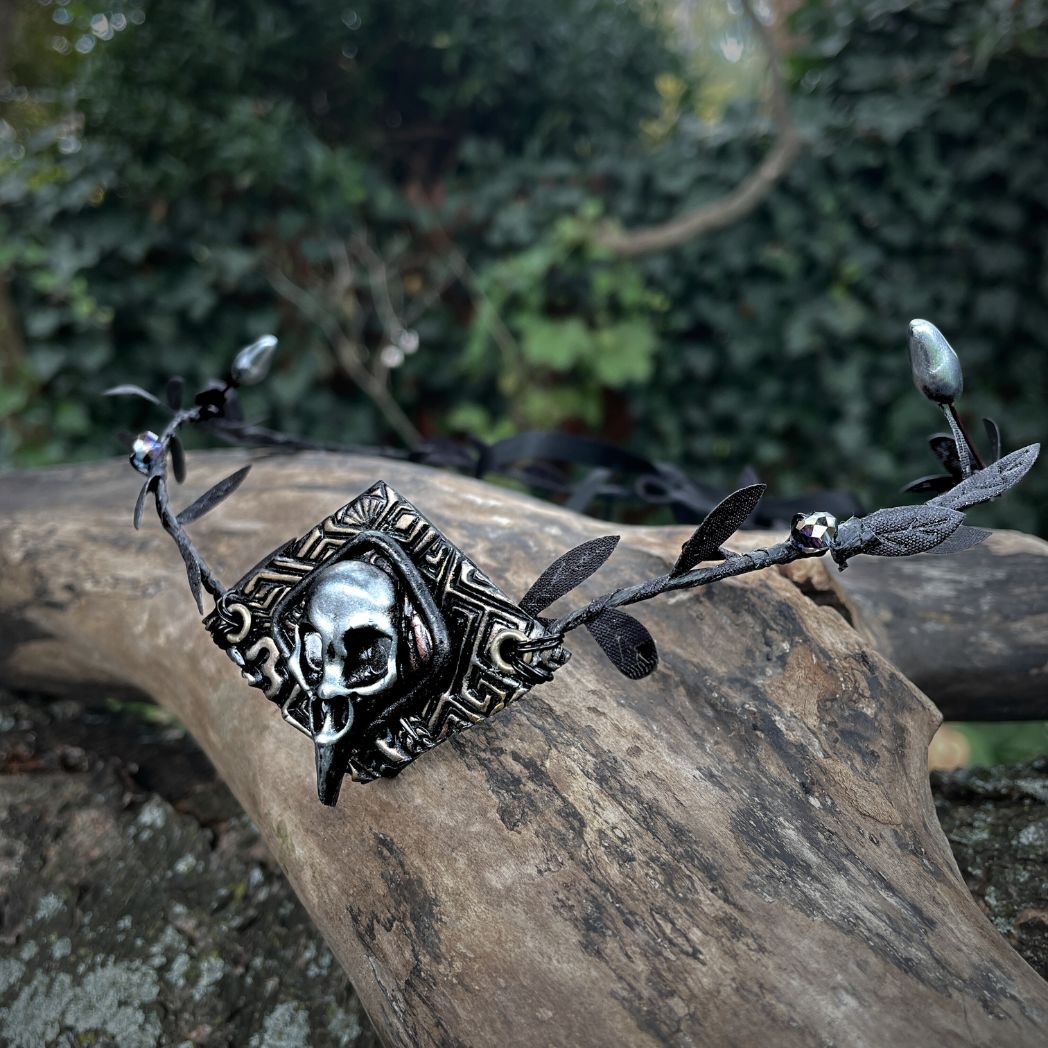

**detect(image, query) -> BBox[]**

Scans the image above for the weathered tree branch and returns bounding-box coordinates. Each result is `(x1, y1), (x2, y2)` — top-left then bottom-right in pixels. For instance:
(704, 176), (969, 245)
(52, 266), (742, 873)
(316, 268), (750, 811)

(1, 453), (1046, 1047)
(833, 530), (1048, 720)
(596, 0), (801, 258)
(732, 528), (1048, 722)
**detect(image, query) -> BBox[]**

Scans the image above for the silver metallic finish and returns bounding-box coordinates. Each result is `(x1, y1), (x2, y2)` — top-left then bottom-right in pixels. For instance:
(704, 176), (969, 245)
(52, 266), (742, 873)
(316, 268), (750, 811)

(205, 483), (566, 805)
(231, 334), (279, 386)
(909, 319), (963, 404)
(790, 511), (839, 551)
(287, 560), (401, 745)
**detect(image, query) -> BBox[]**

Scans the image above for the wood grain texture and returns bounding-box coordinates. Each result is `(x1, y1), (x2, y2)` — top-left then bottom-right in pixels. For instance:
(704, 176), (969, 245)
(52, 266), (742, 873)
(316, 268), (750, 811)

(834, 533), (1048, 720)
(1, 452), (1046, 1048)
(739, 528), (1048, 722)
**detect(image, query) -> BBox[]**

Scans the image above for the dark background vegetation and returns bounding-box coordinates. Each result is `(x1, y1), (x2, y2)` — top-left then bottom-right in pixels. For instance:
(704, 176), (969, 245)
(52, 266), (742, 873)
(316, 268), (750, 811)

(1, 0), (1046, 764)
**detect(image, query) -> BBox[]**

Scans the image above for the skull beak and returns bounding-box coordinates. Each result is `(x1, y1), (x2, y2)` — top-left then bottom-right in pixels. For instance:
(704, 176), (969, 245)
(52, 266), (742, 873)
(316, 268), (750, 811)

(314, 736), (349, 807)
(309, 693), (355, 745)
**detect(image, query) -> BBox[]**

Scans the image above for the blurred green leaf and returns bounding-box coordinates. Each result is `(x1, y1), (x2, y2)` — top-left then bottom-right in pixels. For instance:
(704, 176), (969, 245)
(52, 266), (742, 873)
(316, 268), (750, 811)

(953, 722), (1048, 767)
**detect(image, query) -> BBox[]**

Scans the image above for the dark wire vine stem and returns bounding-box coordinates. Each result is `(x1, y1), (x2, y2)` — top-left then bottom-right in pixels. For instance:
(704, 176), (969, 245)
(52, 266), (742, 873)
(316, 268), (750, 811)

(513, 435), (1040, 667)
(942, 403), (984, 477)
(149, 404), (228, 606)
(545, 541), (802, 638)
(126, 370), (812, 634)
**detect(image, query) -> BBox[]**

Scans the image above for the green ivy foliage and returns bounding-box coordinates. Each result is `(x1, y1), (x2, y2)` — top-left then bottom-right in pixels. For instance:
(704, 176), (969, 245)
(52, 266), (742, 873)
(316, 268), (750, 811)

(643, 0), (1048, 533)
(456, 203), (668, 437)
(0, 0), (679, 462)
(1, 0), (1046, 536)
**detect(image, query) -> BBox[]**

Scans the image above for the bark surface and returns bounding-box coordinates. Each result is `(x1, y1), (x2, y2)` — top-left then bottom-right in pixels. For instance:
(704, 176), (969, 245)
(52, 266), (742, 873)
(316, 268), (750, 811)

(1, 452), (1046, 1047)
(835, 532), (1048, 720)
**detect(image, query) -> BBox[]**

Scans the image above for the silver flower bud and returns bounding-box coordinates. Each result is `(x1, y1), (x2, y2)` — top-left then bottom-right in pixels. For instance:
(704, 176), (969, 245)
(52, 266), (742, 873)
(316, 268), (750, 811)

(908, 319), (963, 404)
(231, 335), (278, 386)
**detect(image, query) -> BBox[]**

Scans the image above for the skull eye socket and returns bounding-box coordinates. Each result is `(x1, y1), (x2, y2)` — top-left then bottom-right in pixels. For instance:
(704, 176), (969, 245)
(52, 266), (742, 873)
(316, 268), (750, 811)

(343, 625), (394, 686)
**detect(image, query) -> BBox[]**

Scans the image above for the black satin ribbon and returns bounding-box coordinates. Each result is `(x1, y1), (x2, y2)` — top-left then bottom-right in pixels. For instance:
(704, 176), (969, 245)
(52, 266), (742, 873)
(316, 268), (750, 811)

(209, 419), (864, 528)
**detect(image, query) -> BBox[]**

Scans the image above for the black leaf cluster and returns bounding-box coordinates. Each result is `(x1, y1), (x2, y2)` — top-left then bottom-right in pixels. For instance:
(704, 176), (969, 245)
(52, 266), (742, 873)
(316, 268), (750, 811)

(904, 418), (1006, 495)
(519, 535), (658, 678)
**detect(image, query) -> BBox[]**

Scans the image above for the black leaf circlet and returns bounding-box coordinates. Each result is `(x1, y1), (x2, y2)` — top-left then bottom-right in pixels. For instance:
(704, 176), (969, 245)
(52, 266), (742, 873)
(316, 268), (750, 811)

(109, 318), (1039, 804)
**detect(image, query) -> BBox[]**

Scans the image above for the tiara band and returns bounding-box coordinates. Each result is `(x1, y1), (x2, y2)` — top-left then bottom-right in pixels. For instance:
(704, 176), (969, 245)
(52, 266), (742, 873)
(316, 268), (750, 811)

(111, 323), (1039, 806)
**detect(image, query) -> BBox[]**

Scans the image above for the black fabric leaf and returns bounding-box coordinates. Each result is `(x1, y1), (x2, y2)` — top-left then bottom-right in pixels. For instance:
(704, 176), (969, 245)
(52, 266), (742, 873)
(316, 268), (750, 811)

(928, 434), (961, 475)
(164, 509), (205, 611)
(170, 435), (187, 483)
(925, 525), (991, 556)
(519, 535), (619, 616)
(103, 384), (163, 407)
(176, 465), (252, 525)
(983, 418), (1002, 463)
(901, 474), (954, 495)
(862, 504), (964, 557)
(671, 483), (765, 576)
(165, 376), (185, 411)
(133, 476), (156, 530)
(585, 608), (658, 680)
(180, 545), (204, 612)
(929, 443), (1040, 512)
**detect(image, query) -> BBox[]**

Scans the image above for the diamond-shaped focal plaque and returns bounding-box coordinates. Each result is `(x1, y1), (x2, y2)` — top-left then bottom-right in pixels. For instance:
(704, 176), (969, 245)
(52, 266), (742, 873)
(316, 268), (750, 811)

(204, 482), (566, 804)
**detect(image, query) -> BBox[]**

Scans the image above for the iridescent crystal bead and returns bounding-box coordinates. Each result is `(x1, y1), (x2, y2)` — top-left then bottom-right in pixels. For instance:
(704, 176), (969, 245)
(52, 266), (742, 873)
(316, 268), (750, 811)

(129, 431), (164, 474)
(790, 511), (838, 551)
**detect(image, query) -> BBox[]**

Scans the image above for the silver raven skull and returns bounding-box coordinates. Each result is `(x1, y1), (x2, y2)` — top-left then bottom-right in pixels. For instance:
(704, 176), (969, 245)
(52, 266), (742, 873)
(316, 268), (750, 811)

(288, 560), (400, 744)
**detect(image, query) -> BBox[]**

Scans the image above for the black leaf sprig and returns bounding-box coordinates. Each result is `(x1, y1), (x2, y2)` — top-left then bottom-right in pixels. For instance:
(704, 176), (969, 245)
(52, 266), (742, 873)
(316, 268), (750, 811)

(107, 335), (279, 611)
(509, 319), (1038, 678)
(903, 421), (1005, 495)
